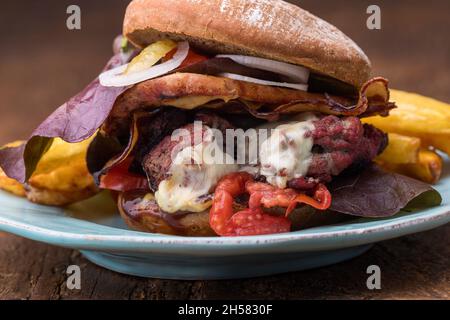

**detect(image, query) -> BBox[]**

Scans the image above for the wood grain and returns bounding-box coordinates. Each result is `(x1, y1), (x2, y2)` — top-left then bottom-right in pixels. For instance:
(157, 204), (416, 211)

(1, 226), (448, 300)
(0, 0), (449, 300)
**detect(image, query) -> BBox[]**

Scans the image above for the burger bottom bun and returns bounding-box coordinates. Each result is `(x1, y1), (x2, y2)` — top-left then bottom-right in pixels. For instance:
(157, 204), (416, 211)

(119, 195), (350, 237)
(120, 207), (215, 237)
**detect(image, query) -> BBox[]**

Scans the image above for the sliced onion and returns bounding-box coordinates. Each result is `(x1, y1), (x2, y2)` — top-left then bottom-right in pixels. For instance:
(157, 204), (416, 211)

(100, 41), (190, 87)
(219, 73), (308, 91)
(216, 54), (310, 84)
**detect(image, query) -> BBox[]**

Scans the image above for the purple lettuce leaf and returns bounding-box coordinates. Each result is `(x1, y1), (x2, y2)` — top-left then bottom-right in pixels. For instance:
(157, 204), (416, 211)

(0, 53), (129, 183)
(329, 164), (442, 217)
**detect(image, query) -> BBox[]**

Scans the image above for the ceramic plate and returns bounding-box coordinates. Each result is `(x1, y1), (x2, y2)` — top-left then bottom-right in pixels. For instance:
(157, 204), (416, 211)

(0, 159), (449, 280)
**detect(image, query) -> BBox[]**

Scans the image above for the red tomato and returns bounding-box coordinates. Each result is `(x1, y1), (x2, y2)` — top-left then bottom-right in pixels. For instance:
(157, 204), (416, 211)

(99, 158), (149, 192)
(164, 48), (209, 68)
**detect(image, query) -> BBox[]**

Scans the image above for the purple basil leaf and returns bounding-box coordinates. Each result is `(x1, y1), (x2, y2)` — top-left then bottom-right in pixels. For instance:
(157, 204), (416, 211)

(0, 53), (130, 183)
(329, 164), (442, 217)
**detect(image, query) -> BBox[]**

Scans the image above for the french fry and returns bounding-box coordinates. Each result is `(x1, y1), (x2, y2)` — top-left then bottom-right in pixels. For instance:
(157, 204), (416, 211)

(26, 137), (99, 205)
(27, 139), (98, 206)
(419, 134), (450, 158)
(0, 167), (26, 197)
(364, 89), (450, 155)
(0, 138), (98, 205)
(376, 133), (421, 164)
(29, 137), (96, 193)
(380, 149), (443, 184)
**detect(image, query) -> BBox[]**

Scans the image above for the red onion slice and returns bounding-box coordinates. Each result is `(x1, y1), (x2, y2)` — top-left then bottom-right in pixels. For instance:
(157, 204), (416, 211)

(216, 54), (310, 84)
(100, 41), (190, 87)
(219, 73), (309, 91)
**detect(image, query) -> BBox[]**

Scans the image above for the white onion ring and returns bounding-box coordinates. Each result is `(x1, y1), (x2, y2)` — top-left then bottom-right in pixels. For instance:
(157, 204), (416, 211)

(100, 41), (190, 87)
(219, 73), (308, 91)
(216, 54), (310, 84)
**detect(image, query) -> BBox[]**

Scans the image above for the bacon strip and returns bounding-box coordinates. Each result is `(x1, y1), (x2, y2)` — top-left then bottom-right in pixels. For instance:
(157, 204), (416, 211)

(103, 73), (395, 138)
(273, 77), (392, 116)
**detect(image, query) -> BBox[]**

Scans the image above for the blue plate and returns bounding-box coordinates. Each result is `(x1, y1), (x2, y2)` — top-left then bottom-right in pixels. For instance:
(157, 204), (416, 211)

(0, 159), (449, 280)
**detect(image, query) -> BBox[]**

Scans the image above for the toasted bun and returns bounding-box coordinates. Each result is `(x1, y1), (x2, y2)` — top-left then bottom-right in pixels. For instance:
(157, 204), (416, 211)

(120, 205), (349, 237)
(120, 207), (216, 237)
(124, 0), (371, 87)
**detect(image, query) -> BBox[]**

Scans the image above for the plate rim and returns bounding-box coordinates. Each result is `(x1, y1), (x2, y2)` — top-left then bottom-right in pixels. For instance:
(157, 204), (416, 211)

(0, 196), (448, 254)
(1, 156), (449, 254)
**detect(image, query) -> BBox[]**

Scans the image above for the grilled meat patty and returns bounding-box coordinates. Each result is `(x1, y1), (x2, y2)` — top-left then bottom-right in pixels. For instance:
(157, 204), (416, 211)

(142, 113), (387, 192)
(305, 115), (388, 183)
(143, 112), (235, 191)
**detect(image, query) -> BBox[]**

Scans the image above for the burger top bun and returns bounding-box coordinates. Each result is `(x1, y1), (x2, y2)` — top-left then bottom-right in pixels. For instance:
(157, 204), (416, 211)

(123, 0), (372, 87)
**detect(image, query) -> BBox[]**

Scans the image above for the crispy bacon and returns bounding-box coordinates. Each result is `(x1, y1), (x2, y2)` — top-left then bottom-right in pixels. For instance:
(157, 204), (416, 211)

(103, 73), (394, 138)
(273, 77), (392, 116)
(210, 172), (332, 237)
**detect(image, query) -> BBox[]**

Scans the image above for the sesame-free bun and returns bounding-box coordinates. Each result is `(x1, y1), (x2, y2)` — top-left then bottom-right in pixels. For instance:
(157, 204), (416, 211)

(118, 192), (349, 237)
(123, 0), (372, 87)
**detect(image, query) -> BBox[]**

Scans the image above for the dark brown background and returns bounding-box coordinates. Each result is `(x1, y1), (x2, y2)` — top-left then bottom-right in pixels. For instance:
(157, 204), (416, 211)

(0, 0), (449, 299)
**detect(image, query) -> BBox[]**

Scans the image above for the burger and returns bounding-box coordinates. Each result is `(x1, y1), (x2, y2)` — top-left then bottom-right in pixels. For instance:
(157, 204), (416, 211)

(92, 0), (397, 237)
(2, 0), (435, 237)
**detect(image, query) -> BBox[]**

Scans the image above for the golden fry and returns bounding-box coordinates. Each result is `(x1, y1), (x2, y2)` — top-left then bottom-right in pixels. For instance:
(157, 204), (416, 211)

(0, 167), (26, 197)
(419, 134), (450, 158)
(0, 138), (98, 205)
(27, 137), (98, 205)
(380, 149), (443, 184)
(364, 89), (450, 155)
(29, 138), (95, 192)
(26, 185), (98, 207)
(376, 133), (421, 164)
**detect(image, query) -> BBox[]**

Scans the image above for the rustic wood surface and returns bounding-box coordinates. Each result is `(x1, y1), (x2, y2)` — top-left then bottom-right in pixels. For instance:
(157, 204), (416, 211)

(0, 0), (449, 300)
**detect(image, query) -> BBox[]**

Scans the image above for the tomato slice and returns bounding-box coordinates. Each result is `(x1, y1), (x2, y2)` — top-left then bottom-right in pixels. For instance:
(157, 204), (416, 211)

(164, 48), (209, 69)
(99, 158), (149, 192)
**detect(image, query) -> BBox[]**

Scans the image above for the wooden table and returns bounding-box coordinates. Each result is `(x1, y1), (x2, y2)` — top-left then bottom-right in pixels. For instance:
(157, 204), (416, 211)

(0, 0), (449, 300)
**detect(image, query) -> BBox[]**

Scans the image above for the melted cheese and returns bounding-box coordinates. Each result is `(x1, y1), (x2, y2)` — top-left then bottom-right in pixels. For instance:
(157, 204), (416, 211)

(155, 114), (317, 213)
(259, 114), (317, 188)
(155, 128), (238, 213)
(162, 95), (237, 109)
